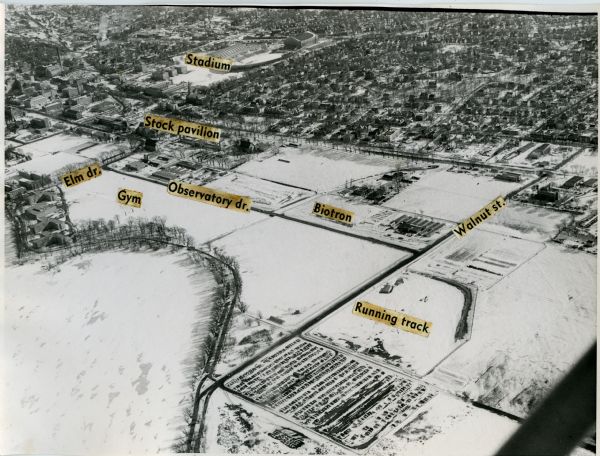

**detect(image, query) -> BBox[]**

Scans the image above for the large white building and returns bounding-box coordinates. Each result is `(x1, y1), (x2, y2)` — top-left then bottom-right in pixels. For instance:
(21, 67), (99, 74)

(283, 31), (318, 49)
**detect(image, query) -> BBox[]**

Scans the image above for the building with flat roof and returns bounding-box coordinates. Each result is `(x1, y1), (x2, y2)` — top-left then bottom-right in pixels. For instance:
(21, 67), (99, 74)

(24, 95), (47, 109)
(562, 176), (583, 189)
(284, 31), (318, 49)
(495, 171), (522, 182)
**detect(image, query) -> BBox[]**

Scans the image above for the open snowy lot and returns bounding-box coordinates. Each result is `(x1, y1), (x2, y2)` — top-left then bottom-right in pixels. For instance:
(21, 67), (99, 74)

(426, 244), (596, 419)
(307, 271), (466, 377)
(210, 172), (315, 212)
(213, 312), (287, 378)
(239, 52), (283, 65)
(237, 145), (398, 192)
(410, 228), (544, 290)
(371, 393), (519, 456)
(485, 202), (572, 242)
(77, 143), (125, 161)
(203, 380), (547, 456)
(15, 133), (96, 159)
(204, 387), (344, 454)
(383, 167), (524, 222)
(171, 63), (243, 86)
(283, 194), (452, 250)
(14, 151), (91, 177)
(560, 148), (598, 177)
(2, 249), (216, 454)
(489, 142), (580, 169)
(214, 217), (410, 329)
(63, 170), (267, 245)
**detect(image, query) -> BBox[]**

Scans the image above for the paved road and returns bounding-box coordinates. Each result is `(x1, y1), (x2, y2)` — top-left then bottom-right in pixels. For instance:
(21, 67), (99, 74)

(185, 206), (460, 449)
(183, 159), (556, 451)
(13, 99), (587, 452)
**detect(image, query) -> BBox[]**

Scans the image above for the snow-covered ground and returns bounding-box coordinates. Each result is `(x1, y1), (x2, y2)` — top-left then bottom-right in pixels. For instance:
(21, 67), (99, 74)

(171, 68), (242, 87)
(383, 167), (523, 222)
(15, 133), (95, 159)
(204, 387), (344, 454)
(435, 142), (500, 162)
(440, 44), (466, 53)
(214, 217), (411, 329)
(213, 312), (287, 377)
(560, 148), (598, 177)
(283, 194), (452, 250)
(410, 229), (544, 291)
(486, 202), (572, 242)
(426, 244), (596, 418)
(237, 145), (398, 192)
(14, 151), (91, 176)
(372, 393), (518, 456)
(77, 143), (125, 161)
(211, 172), (314, 211)
(205, 382), (595, 456)
(307, 271), (465, 377)
(2, 249), (217, 454)
(238, 52), (283, 65)
(63, 171), (267, 245)
(488, 142), (579, 168)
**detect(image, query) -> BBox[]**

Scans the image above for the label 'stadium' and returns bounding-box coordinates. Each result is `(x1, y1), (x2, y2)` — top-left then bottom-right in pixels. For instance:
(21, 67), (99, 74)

(144, 114), (221, 143)
(312, 202), (355, 226)
(117, 188), (143, 208)
(167, 180), (251, 213)
(184, 53), (233, 72)
(61, 163), (102, 188)
(352, 301), (432, 337)
(453, 196), (506, 238)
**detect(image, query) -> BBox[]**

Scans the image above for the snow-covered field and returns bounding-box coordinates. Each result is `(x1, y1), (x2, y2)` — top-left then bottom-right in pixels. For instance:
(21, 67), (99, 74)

(14, 151), (91, 176)
(238, 52), (283, 65)
(489, 142), (579, 168)
(372, 393), (519, 456)
(171, 68), (242, 87)
(204, 383), (583, 456)
(384, 167), (523, 222)
(15, 133), (95, 159)
(410, 229), (544, 290)
(77, 143), (124, 161)
(436, 142), (500, 162)
(211, 172), (314, 211)
(561, 148), (598, 177)
(204, 388), (344, 454)
(486, 202), (572, 241)
(213, 312), (287, 377)
(2, 249), (216, 454)
(308, 271), (465, 377)
(283, 194), (452, 250)
(214, 217), (411, 329)
(440, 44), (466, 53)
(64, 171), (267, 244)
(426, 244), (596, 418)
(237, 145), (398, 192)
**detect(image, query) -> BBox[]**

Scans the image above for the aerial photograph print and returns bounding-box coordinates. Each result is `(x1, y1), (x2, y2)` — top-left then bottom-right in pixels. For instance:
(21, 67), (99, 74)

(1, 3), (597, 456)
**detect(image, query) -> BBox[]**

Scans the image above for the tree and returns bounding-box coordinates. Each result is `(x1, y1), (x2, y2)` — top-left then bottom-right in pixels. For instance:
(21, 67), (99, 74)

(127, 134), (144, 153)
(8, 79), (22, 96)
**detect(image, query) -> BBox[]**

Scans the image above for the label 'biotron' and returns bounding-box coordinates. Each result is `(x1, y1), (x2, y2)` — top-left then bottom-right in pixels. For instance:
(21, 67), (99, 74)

(312, 202), (354, 226)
